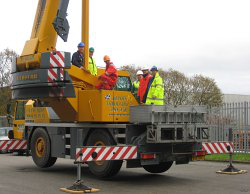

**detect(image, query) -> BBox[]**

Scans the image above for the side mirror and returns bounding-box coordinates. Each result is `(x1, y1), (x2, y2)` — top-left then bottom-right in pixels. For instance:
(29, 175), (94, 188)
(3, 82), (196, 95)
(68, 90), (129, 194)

(7, 104), (11, 115)
(6, 104), (13, 127)
(8, 130), (14, 139)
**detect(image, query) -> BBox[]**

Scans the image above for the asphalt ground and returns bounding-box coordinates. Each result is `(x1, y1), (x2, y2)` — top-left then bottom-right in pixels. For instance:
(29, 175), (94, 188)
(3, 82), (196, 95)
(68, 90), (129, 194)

(0, 154), (249, 194)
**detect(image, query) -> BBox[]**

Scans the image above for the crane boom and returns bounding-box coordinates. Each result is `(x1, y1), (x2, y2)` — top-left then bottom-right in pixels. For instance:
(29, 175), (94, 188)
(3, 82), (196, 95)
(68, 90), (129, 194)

(22, 0), (60, 57)
(11, 0), (138, 122)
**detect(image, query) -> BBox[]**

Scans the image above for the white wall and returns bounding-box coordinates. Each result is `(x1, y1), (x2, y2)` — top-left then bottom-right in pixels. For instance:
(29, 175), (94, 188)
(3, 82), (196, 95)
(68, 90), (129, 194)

(223, 94), (250, 103)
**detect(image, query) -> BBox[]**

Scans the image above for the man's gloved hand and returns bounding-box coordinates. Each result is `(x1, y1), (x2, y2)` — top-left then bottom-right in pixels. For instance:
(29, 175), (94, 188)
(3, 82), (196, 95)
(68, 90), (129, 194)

(81, 66), (91, 74)
(98, 75), (104, 80)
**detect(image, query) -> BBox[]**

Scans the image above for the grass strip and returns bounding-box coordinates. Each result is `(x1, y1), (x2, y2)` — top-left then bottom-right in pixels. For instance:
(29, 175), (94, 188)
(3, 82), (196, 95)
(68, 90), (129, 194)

(205, 153), (250, 162)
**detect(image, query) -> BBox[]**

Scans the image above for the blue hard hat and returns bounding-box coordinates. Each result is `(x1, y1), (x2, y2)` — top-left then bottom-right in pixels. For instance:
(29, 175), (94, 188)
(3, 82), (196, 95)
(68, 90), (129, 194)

(78, 42), (85, 47)
(150, 66), (158, 71)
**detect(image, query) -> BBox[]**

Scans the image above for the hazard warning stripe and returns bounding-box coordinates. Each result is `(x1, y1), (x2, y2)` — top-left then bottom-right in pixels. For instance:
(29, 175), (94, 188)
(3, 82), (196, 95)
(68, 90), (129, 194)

(50, 51), (65, 68)
(0, 141), (8, 150)
(48, 68), (57, 81)
(48, 51), (65, 83)
(202, 142), (234, 155)
(50, 54), (63, 68)
(48, 68), (64, 83)
(56, 51), (65, 63)
(76, 146), (138, 162)
(0, 140), (27, 151)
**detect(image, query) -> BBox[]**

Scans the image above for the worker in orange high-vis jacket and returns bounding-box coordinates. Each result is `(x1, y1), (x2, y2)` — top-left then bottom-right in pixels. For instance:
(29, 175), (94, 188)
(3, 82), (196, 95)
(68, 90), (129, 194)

(97, 55), (118, 90)
(138, 67), (152, 103)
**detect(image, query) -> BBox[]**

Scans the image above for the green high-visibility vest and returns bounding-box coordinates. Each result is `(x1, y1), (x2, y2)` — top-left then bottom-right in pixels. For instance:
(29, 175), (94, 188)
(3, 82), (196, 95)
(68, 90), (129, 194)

(88, 57), (98, 76)
(132, 80), (140, 96)
(146, 72), (164, 105)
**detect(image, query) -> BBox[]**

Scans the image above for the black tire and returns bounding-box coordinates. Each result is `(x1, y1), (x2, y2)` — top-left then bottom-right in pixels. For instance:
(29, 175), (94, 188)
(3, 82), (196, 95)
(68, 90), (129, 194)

(86, 129), (123, 178)
(143, 161), (173, 174)
(30, 128), (57, 168)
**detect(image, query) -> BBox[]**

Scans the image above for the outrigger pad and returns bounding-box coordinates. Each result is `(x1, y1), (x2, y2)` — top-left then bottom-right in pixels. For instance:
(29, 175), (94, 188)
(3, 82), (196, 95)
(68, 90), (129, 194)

(60, 180), (100, 193)
(216, 164), (247, 175)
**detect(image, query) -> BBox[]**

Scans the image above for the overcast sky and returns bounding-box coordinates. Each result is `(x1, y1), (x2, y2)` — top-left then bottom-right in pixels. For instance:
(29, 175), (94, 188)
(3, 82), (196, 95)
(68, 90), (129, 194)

(1, 0), (250, 95)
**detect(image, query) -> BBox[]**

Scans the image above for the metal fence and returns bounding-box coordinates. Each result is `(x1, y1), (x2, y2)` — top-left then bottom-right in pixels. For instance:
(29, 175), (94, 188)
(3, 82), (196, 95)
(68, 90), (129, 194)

(208, 102), (250, 153)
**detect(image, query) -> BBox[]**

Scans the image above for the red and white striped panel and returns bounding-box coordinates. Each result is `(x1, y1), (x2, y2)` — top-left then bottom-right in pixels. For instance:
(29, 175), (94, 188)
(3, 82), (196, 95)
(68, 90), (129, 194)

(50, 51), (65, 68)
(202, 142), (234, 155)
(76, 146), (138, 162)
(0, 140), (27, 151)
(48, 68), (64, 82)
(48, 51), (65, 82)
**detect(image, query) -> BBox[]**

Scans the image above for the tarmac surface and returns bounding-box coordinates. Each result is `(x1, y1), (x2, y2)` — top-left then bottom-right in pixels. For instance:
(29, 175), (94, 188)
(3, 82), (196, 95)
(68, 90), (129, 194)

(0, 153), (250, 194)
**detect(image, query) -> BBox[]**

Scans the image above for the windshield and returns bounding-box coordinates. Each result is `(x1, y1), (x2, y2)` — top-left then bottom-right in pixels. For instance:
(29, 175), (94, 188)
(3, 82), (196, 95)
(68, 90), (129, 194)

(115, 76), (132, 91)
(15, 101), (25, 120)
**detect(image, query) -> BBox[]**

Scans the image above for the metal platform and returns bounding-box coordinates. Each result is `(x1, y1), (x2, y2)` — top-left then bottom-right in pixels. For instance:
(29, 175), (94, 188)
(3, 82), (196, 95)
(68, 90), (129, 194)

(130, 105), (207, 124)
(130, 105), (209, 143)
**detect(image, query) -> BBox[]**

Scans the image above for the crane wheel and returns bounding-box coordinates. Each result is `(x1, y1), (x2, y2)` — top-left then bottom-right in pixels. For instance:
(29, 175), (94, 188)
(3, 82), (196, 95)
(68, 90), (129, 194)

(31, 128), (57, 168)
(143, 161), (173, 174)
(86, 129), (122, 178)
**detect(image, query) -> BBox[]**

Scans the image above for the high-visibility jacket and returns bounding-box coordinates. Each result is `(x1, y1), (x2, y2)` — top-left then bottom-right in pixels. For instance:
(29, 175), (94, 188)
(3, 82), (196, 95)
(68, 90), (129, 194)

(88, 57), (98, 76)
(138, 73), (152, 103)
(146, 72), (164, 105)
(96, 62), (118, 90)
(132, 80), (140, 96)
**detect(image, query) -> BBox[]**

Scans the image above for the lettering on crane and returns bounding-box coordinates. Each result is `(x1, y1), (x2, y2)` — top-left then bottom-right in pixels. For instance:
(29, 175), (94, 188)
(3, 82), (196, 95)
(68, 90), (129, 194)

(105, 95), (129, 116)
(16, 73), (38, 81)
(25, 107), (46, 120)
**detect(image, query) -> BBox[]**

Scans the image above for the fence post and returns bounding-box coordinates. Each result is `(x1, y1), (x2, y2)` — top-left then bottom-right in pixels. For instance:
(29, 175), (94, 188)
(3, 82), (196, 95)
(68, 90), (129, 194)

(228, 128), (233, 142)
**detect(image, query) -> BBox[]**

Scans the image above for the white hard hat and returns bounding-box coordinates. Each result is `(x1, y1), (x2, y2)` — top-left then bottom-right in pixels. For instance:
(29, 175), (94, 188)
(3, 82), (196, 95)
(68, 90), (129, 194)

(136, 70), (143, 75)
(141, 66), (149, 71)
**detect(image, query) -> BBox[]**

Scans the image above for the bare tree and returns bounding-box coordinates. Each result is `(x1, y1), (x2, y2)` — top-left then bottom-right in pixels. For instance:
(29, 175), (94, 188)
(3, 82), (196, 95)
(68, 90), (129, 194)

(160, 68), (192, 106)
(0, 49), (18, 115)
(191, 75), (223, 107)
(120, 64), (142, 83)
(0, 48), (18, 87)
(0, 87), (11, 116)
(120, 65), (223, 107)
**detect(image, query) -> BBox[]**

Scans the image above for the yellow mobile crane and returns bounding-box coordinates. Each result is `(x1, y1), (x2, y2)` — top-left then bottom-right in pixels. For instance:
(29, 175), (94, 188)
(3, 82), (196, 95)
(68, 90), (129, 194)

(11, 0), (208, 178)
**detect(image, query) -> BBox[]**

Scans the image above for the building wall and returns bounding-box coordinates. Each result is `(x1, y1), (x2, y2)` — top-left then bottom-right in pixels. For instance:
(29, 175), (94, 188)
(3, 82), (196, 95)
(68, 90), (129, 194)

(223, 94), (250, 103)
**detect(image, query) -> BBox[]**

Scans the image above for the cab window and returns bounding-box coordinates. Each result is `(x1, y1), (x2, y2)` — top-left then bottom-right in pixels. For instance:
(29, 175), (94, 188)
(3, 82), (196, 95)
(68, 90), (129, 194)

(115, 76), (132, 91)
(15, 101), (25, 120)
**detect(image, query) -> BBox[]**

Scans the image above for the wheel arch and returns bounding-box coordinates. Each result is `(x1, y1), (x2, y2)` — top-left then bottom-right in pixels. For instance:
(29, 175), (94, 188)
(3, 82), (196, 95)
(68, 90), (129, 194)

(83, 128), (117, 146)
